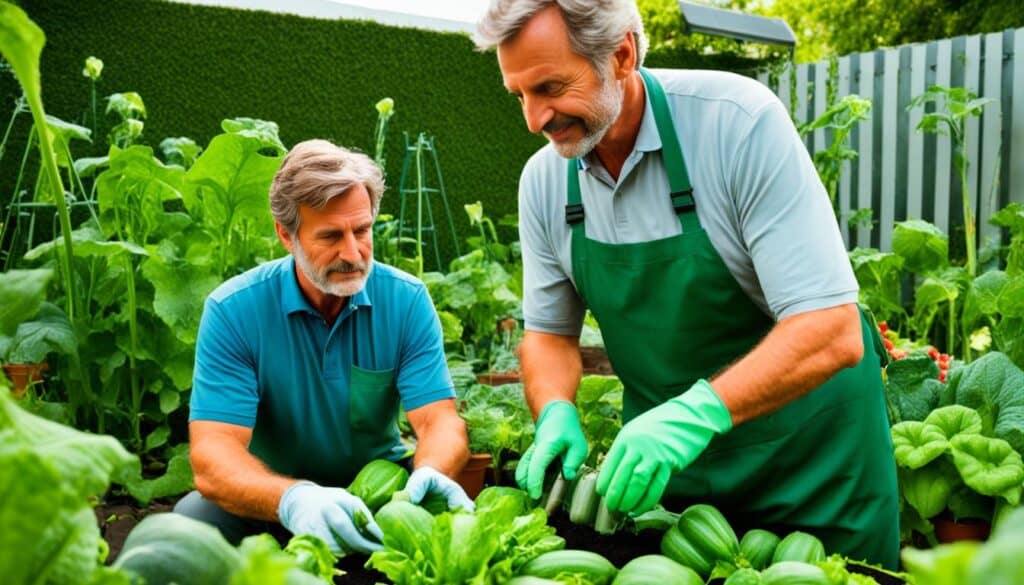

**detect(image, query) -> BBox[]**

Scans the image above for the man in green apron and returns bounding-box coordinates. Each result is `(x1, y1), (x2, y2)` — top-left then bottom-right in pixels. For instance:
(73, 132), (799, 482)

(178, 140), (473, 554)
(475, 1), (899, 568)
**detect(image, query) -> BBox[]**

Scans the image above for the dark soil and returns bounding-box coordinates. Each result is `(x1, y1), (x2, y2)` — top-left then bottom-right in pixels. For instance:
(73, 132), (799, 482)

(94, 497), (174, 562)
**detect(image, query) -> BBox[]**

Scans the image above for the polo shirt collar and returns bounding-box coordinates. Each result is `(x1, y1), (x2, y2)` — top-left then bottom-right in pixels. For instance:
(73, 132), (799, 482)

(280, 255), (373, 316)
(577, 85), (661, 172)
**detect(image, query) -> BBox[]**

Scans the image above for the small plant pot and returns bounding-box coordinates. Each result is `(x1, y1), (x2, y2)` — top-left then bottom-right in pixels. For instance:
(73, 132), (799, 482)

(456, 453), (492, 500)
(2, 362), (48, 399)
(579, 346), (614, 375)
(935, 516), (991, 543)
(476, 371), (521, 385)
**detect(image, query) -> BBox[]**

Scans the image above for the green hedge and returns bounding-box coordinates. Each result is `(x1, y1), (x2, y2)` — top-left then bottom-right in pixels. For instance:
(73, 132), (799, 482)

(2, 0), (772, 265)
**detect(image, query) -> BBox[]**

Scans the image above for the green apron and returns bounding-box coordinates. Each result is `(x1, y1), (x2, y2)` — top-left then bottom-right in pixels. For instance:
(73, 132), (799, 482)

(565, 69), (899, 568)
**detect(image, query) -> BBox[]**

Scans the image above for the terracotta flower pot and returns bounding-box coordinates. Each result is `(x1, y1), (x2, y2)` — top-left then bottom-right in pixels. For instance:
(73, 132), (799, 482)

(935, 516), (991, 543)
(456, 453), (492, 500)
(2, 363), (48, 399)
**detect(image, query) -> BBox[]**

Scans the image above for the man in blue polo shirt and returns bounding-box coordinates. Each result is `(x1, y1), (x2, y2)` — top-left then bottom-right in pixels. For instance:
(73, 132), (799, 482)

(173, 139), (472, 554)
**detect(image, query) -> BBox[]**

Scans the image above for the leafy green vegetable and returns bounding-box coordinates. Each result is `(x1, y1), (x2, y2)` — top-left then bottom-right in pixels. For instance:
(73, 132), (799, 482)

(0, 385), (137, 584)
(924, 405), (984, 439)
(891, 420), (949, 469)
(949, 434), (1024, 505)
(900, 462), (957, 519)
(367, 487), (564, 584)
(940, 352), (1024, 454)
(884, 354), (943, 423)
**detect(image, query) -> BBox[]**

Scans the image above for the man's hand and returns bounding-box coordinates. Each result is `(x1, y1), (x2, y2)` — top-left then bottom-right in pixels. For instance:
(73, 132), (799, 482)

(596, 380), (732, 515)
(404, 466), (475, 511)
(278, 481), (383, 555)
(516, 400), (589, 499)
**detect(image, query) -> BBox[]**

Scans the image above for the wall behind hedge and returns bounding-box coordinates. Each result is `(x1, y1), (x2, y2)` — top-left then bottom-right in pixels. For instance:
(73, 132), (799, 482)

(2, 0), (772, 265)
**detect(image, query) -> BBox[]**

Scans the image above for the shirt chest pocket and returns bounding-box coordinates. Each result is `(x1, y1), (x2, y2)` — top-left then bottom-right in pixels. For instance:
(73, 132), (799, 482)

(349, 365), (398, 434)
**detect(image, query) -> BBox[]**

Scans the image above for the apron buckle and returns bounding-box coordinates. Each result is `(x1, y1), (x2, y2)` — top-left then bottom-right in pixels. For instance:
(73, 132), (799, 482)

(671, 189), (696, 213)
(565, 203), (585, 225)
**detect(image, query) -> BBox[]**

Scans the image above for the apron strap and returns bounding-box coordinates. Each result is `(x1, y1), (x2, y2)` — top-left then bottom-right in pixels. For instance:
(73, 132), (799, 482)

(565, 68), (699, 235)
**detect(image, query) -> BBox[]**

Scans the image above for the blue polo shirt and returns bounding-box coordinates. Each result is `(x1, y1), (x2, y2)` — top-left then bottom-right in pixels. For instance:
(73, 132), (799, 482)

(189, 256), (454, 487)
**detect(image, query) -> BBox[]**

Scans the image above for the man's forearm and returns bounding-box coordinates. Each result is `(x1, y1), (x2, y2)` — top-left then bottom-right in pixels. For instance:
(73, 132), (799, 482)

(712, 303), (865, 426)
(191, 438), (297, 522)
(519, 330), (583, 418)
(413, 417), (470, 476)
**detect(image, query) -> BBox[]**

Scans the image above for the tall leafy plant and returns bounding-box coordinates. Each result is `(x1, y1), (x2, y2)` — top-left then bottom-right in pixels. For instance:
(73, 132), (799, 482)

(799, 94), (872, 221)
(908, 85), (994, 278)
(0, 3), (77, 320)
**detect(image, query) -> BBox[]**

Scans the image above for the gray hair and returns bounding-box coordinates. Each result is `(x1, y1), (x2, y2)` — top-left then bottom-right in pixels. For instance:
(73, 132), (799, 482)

(270, 139), (384, 234)
(474, 0), (648, 75)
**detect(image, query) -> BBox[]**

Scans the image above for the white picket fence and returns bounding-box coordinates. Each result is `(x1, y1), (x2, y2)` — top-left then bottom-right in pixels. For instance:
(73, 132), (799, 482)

(757, 27), (1024, 252)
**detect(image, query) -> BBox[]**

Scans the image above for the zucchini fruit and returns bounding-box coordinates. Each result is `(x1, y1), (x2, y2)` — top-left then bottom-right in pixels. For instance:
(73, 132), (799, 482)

(518, 549), (618, 585)
(739, 528), (781, 570)
(760, 561), (831, 585)
(771, 531), (826, 564)
(660, 503), (739, 578)
(347, 459), (409, 513)
(612, 555), (703, 585)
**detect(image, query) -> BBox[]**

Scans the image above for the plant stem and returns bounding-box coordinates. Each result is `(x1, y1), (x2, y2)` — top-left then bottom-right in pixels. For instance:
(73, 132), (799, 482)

(959, 153), (977, 277)
(124, 254), (142, 450)
(27, 100), (77, 321)
(1, 127), (35, 271)
(948, 296), (956, 360)
(415, 135), (424, 278)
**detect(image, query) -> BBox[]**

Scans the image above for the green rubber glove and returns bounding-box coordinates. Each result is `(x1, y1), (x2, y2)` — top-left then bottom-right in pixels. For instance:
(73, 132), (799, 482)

(515, 400), (589, 499)
(596, 379), (732, 515)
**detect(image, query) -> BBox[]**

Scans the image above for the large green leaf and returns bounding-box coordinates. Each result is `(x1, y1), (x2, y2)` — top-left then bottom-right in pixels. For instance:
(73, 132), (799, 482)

(950, 434), (1024, 505)
(121, 444), (194, 505)
(891, 421), (949, 469)
(941, 352), (1024, 454)
(848, 247), (905, 322)
(885, 353), (943, 422)
(1, 302), (76, 364)
(184, 133), (282, 235)
(963, 270), (1010, 328)
(0, 268), (53, 337)
(220, 117), (286, 154)
(45, 114), (92, 168)
(96, 145), (185, 240)
(894, 220), (949, 274)
(140, 240), (221, 346)
(0, 387), (137, 583)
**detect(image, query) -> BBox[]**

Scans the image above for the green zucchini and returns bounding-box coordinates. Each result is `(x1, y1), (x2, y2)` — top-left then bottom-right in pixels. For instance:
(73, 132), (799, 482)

(771, 531), (826, 564)
(739, 528), (781, 570)
(569, 468), (600, 525)
(347, 459), (409, 513)
(760, 561), (831, 585)
(113, 513), (241, 585)
(518, 549), (618, 585)
(723, 567), (763, 585)
(661, 503), (739, 578)
(543, 471), (570, 518)
(612, 555), (703, 585)
(594, 495), (623, 535)
(661, 526), (712, 577)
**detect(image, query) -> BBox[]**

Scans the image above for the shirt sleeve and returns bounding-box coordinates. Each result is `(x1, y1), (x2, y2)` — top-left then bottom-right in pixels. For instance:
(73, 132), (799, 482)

(519, 156), (586, 335)
(730, 100), (860, 319)
(396, 286), (455, 411)
(189, 297), (260, 427)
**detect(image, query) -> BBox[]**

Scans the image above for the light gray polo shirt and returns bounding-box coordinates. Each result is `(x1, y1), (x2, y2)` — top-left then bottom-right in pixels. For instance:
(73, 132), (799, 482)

(519, 68), (858, 336)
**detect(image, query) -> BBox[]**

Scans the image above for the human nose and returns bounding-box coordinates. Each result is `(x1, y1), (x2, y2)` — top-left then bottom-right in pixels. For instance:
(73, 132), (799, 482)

(337, 231), (361, 263)
(521, 95), (553, 135)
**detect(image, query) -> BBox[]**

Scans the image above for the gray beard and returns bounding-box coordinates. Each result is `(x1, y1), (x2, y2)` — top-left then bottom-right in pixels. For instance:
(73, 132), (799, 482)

(552, 76), (625, 159)
(292, 239), (372, 298)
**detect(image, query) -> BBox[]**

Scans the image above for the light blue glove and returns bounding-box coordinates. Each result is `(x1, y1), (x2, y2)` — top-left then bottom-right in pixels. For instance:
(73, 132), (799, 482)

(404, 466), (475, 512)
(278, 481), (383, 555)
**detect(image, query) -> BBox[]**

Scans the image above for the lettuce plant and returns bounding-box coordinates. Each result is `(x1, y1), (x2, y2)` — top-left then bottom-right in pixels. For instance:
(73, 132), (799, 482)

(892, 403), (1024, 538)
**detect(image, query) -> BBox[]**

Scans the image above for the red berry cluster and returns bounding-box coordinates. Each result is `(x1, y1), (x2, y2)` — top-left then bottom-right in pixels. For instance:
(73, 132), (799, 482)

(879, 322), (908, 360)
(928, 347), (951, 382)
(878, 321), (950, 381)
